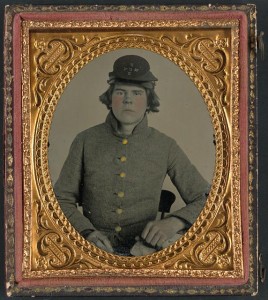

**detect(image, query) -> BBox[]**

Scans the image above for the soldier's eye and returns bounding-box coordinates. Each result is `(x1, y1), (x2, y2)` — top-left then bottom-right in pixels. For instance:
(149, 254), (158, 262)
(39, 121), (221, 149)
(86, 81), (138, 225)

(115, 91), (124, 96)
(133, 91), (142, 96)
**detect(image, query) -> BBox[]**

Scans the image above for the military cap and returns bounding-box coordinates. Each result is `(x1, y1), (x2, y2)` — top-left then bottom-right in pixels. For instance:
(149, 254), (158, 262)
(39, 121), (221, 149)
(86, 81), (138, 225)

(108, 55), (158, 83)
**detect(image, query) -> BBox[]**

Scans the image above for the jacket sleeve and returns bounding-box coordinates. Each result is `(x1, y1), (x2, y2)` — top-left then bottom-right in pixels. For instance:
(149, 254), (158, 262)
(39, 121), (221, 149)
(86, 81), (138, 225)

(54, 134), (96, 233)
(167, 139), (210, 225)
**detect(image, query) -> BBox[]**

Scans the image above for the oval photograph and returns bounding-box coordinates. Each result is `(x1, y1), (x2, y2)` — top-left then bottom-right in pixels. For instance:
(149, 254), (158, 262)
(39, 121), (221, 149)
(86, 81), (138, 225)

(48, 48), (215, 256)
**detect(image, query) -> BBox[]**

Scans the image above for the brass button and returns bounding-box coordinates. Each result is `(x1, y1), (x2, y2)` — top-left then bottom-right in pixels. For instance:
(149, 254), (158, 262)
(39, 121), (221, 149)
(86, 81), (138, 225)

(115, 225), (122, 232)
(120, 156), (127, 162)
(118, 191), (125, 198)
(120, 172), (126, 178)
(122, 139), (128, 145)
(116, 208), (123, 215)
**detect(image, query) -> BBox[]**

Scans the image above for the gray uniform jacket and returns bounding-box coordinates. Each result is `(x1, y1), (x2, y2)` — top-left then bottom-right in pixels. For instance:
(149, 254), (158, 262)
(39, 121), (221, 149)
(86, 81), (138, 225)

(54, 112), (209, 247)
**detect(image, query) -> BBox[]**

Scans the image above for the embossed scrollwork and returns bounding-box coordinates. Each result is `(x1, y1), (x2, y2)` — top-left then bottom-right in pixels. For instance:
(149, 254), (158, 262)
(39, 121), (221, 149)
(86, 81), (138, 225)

(37, 232), (74, 269)
(37, 39), (72, 75)
(162, 34), (228, 106)
(34, 36), (98, 107)
(32, 32), (231, 271)
(36, 231), (92, 270)
(165, 198), (232, 270)
(20, 18), (243, 277)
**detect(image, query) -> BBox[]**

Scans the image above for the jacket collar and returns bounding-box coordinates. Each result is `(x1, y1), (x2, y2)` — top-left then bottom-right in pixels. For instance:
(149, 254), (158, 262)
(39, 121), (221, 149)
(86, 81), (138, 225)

(105, 111), (149, 137)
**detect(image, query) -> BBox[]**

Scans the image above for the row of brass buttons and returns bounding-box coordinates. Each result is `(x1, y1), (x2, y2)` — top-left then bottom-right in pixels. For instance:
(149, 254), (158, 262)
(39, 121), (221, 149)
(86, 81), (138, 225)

(115, 139), (128, 233)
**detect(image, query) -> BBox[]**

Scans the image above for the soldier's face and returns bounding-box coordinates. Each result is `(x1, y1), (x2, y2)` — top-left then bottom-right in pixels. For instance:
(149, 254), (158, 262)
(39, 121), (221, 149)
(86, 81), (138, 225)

(111, 83), (148, 127)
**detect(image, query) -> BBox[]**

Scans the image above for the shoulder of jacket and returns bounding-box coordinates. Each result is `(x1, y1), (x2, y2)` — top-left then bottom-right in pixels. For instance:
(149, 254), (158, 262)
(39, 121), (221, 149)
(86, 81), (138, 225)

(149, 127), (176, 144)
(75, 123), (106, 140)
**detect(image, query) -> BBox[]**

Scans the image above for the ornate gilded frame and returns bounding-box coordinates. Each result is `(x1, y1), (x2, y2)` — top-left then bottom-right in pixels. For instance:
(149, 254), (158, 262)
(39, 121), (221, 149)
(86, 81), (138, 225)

(4, 4), (258, 297)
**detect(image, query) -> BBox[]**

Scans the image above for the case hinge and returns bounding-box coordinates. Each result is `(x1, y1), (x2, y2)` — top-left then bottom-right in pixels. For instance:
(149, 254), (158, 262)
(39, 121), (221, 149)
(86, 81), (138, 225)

(259, 253), (266, 283)
(257, 31), (265, 60)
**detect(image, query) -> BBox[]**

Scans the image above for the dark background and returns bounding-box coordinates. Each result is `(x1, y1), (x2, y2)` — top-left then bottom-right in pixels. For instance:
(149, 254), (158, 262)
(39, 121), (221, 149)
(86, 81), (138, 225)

(0, 0), (267, 299)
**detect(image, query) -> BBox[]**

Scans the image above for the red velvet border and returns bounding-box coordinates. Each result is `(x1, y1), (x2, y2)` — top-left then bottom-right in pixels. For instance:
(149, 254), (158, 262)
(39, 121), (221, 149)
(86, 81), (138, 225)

(12, 9), (249, 288)
(238, 10), (250, 286)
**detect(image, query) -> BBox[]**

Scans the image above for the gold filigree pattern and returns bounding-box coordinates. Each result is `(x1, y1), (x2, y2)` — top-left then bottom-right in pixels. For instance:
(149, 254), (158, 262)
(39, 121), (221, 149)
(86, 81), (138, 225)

(4, 3), (258, 297)
(33, 36), (94, 106)
(36, 232), (93, 270)
(169, 198), (232, 270)
(22, 19), (237, 274)
(162, 34), (228, 106)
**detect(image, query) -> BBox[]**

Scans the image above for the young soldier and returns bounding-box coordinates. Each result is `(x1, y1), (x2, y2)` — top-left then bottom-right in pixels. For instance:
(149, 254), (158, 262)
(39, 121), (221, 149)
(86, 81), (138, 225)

(54, 55), (209, 255)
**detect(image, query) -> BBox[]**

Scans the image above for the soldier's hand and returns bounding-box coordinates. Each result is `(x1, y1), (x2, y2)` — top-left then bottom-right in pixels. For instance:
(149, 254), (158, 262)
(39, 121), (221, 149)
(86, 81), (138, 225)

(141, 217), (186, 249)
(86, 230), (114, 253)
